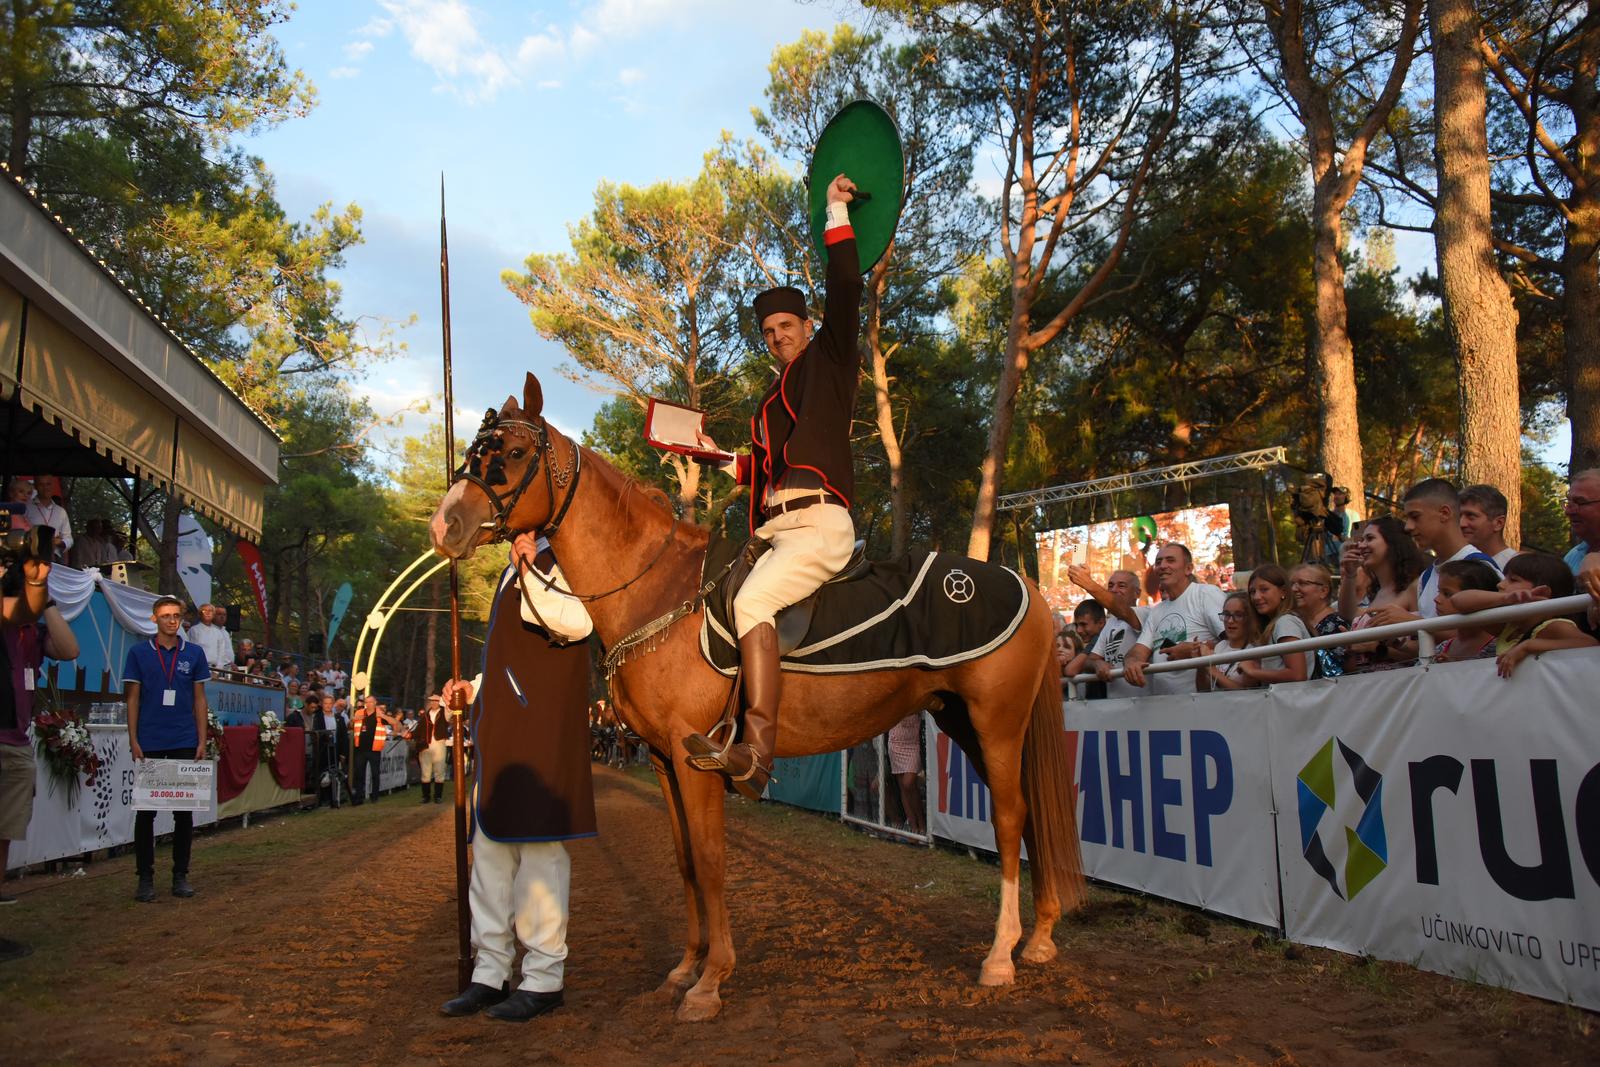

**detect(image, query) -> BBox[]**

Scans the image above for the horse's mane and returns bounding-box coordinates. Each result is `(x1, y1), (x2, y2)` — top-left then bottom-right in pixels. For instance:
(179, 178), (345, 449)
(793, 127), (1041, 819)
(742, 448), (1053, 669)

(578, 442), (712, 551)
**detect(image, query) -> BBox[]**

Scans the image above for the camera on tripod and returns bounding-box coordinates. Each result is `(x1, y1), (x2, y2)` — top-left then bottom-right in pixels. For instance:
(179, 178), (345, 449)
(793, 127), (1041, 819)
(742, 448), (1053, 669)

(1289, 474), (1337, 564)
(1291, 473), (1331, 528)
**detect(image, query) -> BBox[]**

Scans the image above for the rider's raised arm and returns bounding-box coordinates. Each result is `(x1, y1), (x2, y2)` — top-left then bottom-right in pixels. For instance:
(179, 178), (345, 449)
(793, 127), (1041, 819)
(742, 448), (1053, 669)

(816, 178), (862, 367)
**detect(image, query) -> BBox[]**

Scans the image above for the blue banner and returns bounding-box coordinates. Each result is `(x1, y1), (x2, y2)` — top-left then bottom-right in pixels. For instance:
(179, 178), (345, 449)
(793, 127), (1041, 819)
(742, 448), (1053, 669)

(326, 582), (354, 650)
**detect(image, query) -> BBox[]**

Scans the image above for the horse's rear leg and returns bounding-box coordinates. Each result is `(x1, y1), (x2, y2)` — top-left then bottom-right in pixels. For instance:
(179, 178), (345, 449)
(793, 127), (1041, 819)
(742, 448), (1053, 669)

(651, 751), (706, 997)
(669, 739), (735, 1022)
(980, 744), (1026, 987)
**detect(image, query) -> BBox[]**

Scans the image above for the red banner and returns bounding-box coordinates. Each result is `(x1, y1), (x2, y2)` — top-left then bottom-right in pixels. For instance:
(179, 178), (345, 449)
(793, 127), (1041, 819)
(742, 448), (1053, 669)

(236, 540), (271, 643)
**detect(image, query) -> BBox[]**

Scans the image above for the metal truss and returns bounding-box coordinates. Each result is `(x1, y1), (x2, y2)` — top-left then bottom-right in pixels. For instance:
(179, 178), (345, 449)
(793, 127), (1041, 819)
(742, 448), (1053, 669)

(997, 446), (1289, 513)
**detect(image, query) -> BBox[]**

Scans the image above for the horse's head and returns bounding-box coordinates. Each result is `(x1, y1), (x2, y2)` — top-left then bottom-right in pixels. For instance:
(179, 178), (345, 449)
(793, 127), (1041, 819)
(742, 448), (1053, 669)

(429, 372), (577, 559)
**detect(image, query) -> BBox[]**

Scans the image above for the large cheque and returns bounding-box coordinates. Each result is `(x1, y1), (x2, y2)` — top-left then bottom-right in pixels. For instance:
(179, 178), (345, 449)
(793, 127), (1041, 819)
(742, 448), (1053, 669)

(133, 760), (215, 812)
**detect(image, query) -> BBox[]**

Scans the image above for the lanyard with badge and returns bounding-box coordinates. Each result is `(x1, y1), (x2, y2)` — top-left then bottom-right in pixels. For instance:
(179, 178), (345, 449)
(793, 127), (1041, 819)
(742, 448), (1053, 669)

(154, 640), (181, 707)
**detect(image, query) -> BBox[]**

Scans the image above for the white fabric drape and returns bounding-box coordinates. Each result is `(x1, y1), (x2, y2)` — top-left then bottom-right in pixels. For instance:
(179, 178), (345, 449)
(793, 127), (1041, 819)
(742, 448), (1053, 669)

(42, 565), (97, 621)
(45, 567), (161, 635)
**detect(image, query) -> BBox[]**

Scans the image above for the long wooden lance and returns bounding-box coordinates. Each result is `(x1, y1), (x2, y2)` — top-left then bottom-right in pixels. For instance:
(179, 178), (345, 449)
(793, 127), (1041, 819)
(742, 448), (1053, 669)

(441, 176), (473, 992)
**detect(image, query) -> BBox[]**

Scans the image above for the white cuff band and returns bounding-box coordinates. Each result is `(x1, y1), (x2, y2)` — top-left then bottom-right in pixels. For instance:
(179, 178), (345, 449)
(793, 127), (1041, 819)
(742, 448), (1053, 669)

(825, 201), (850, 229)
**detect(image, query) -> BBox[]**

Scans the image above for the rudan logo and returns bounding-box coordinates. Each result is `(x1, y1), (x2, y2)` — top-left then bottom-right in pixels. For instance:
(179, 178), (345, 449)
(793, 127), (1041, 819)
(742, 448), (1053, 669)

(1298, 737), (1388, 900)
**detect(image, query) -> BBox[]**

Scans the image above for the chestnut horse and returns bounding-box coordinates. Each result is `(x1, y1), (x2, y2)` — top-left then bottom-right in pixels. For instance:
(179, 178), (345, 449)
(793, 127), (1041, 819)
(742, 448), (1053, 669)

(429, 373), (1085, 1022)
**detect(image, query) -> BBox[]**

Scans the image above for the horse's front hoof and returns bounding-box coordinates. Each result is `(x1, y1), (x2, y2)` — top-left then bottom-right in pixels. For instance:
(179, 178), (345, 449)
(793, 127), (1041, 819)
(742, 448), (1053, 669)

(978, 958), (1016, 986)
(1020, 938), (1057, 964)
(676, 989), (722, 1022)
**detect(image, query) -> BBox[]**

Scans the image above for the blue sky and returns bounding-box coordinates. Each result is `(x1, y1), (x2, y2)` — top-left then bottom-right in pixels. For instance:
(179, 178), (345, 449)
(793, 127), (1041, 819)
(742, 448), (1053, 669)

(248, 0), (846, 450)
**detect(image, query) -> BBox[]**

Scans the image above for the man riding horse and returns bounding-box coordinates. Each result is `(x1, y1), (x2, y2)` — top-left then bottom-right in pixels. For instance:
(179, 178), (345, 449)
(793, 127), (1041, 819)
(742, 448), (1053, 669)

(687, 172), (862, 799)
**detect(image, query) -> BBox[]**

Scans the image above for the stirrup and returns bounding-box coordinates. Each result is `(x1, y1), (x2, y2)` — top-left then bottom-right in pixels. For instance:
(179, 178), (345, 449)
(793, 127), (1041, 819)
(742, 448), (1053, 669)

(682, 719), (736, 771)
(683, 665), (744, 771)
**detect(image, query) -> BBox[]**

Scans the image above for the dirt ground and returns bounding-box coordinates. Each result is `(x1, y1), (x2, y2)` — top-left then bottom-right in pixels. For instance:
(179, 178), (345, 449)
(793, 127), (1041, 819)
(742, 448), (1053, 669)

(0, 765), (1594, 1066)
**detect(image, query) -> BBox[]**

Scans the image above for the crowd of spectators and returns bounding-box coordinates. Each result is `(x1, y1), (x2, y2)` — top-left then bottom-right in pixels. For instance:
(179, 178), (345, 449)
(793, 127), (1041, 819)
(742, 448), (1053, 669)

(1057, 473), (1600, 698)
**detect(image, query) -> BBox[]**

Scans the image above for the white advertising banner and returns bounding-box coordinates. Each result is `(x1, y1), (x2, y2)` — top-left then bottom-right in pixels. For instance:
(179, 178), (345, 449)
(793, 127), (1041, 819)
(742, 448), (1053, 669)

(10, 726), (218, 870)
(379, 741), (409, 792)
(927, 692), (1281, 927)
(1067, 692), (1281, 926)
(1270, 655), (1600, 1010)
(132, 759), (215, 812)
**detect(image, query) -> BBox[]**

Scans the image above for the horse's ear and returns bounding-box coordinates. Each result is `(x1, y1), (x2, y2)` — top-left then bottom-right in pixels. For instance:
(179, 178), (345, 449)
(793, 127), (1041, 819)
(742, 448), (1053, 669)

(501, 394), (519, 415)
(522, 373), (544, 418)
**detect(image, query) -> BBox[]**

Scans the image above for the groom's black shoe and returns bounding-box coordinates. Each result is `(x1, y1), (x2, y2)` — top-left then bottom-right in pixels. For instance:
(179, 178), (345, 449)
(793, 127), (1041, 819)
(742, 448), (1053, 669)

(485, 989), (563, 1022)
(440, 982), (510, 1017)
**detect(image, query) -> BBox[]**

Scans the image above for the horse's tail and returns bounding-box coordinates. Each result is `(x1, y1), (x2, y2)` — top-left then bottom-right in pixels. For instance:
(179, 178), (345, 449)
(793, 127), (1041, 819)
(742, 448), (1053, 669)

(1022, 661), (1087, 913)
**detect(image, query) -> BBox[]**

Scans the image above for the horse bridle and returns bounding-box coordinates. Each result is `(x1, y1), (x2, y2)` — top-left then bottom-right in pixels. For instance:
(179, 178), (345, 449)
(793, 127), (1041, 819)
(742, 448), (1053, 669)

(450, 407), (681, 606)
(453, 408), (579, 544)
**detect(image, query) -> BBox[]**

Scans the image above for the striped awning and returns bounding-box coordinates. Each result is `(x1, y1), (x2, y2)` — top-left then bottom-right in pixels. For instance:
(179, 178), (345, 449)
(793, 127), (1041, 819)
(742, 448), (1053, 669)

(0, 171), (278, 538)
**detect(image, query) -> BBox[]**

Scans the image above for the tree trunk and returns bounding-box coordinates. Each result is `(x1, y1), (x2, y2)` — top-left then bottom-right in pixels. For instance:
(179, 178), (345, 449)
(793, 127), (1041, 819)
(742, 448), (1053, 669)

(1230, 477), (1266, 568)
(157, 495), (181, 598)
(1264, 0), (1422, 507)
(7, 70), (31, 176)
(1565, 163), (1600, 472)
(865, 257), (908, 556)
(1308, 191), (1367, 502)
(270, 555), (287, 648)
(297, 537), (311, 653)
(399, 614), (418, 707)
(969, 298), (1033, 561)
(1431, 0), (1522, 541)
(1566, 245), (1600, 475)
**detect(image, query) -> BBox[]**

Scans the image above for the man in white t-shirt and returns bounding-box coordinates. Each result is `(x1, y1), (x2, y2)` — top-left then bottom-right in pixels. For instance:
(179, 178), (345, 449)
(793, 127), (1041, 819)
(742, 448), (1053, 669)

(1403, 478), (1501, 619)
(1122, 544), (1227, 696)
(1458, 484), (1518, 569)
(186, 603), (235, 672)
(1069, 567), (1150, 700)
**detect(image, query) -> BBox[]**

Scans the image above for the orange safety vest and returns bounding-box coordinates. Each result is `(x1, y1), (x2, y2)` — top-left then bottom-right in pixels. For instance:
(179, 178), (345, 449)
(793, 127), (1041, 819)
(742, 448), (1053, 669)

(353, 711), (389, 752)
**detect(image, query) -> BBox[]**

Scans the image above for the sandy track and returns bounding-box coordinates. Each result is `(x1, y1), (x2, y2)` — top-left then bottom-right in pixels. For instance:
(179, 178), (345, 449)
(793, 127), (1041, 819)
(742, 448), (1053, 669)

(1, 766), (1593, 1065)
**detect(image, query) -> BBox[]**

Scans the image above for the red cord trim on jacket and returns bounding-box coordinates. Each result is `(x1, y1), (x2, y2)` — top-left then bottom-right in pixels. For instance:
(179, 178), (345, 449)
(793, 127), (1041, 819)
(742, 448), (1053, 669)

(823, 224), (854, 246)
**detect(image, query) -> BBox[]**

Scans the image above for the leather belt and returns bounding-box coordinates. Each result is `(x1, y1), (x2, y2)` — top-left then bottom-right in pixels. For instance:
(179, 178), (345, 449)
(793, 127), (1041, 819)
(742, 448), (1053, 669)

(761, 492), (843, 522)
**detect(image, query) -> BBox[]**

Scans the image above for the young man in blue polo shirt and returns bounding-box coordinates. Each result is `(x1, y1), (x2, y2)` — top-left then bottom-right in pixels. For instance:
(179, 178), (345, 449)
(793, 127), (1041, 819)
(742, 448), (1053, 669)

(123, 595), (211, 902)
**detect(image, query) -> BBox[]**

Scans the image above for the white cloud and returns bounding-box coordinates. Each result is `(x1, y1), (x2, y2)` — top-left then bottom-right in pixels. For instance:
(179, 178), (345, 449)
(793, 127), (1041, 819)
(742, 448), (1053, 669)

(516, 28), (565, 69)
(346, 0), (745, 104)
(329, 65), (361, 80)
(379, 0), (517, 103)
(567, 24), (600, 58)
(587, 0), (689, 36)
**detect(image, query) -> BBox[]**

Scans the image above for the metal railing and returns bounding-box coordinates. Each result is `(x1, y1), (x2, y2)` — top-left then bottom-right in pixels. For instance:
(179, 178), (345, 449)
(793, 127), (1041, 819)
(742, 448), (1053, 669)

(1066, 593), (1596, 698)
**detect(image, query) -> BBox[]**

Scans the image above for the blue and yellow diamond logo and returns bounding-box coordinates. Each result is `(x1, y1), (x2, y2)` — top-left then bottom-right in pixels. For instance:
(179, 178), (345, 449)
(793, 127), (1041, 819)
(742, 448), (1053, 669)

(1297, 737), (1387, 900)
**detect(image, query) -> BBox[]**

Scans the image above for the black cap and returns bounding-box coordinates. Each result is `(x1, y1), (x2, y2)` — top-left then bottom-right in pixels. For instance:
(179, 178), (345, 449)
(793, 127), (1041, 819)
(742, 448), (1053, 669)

(753, 286), (808, 325)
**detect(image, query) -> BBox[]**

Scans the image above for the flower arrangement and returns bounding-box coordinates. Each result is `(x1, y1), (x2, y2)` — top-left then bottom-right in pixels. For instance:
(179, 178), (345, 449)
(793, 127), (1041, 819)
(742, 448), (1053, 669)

(205, 711), (224, 762)
(257, 710), (284, 764)
(33, 705), (102, 807)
